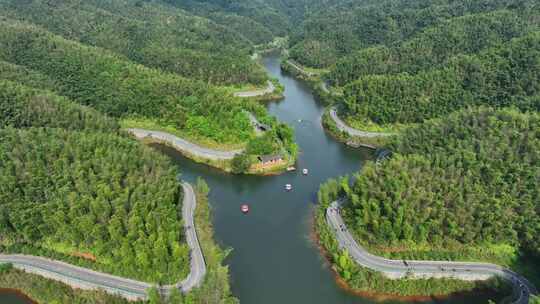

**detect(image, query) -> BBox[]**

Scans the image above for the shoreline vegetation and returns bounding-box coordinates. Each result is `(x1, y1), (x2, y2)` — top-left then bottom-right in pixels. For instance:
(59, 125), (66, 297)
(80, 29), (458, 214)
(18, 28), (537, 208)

(313, 107), (539, 300)
(280, 58), (390, 149)
(314, 178), (511, 301)
(0, 179), (238, 304)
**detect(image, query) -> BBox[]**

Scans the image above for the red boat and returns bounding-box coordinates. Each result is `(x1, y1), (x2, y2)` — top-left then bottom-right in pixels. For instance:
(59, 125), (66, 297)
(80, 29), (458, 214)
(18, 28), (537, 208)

(241, 204), (249, 214)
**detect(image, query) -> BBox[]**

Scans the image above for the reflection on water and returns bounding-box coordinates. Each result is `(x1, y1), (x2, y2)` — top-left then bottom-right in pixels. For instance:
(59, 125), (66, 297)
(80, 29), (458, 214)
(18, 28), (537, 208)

(0, 289), (34, 304)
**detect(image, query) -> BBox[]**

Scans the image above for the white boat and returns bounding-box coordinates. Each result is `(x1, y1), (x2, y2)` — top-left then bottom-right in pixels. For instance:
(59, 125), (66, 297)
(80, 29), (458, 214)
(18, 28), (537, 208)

(286, 166), (296, 172)
(241, 204), (249, 214)
(302, 168), (308, 175)
(285, 184), (292, 191)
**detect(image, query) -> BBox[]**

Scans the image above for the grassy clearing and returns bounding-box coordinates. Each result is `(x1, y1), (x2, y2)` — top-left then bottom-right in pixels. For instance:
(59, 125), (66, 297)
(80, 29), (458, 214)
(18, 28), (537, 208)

(121, 118), (247, 151)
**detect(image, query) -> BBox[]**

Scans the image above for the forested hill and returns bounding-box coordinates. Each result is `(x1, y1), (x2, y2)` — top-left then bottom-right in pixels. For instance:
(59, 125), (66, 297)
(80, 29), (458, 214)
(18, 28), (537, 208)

(0, 19), (257, 145)
(339, 107), (539, 262)
(342, 31), (540, 126)
(0, 75), (191, 283)
(162, 0), (351, 45)
(0, 127), (189, 283)
(289, 0), (540, 130)
(0, 0), (266, 86)
(289, 0), (538, 68)
(0, 80), (119, 132)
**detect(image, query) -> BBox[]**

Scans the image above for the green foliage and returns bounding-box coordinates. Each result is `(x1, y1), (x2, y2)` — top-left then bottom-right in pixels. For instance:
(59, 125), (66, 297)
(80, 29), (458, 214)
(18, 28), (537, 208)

(0, 263), (12, 274)
(231, 153), (252, 174)
(0, 19), (259, 145)
(0, 0), (266, 86)
(289, 0), (537, 67)
(0, 60), (57, 91)
(342, 32), (540, 125)
(0, 268), (140, 304)
(329, 8), (540, 86)
(314, 177), (497, 296)
(0, 80), (118, 132)
(246, 133), (280, 155)
(164, 0), (291, 44)
(0, 127), (189, 283)
(343, 108), (539, 258)
(149, 287), (163, 304)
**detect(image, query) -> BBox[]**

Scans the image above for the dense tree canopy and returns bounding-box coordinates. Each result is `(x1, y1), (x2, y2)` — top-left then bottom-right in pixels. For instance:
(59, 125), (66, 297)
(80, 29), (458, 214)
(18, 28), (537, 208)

(328, 8), (540, 86)
(0, 80), (118, 132)
(0, 19), (258, 145)
(289, 0), (537, 68)
(0, 0), (267, 86)
(0, 127), (189, 283)
(341, 107), (539, 257)
(341, 32), (540, 125)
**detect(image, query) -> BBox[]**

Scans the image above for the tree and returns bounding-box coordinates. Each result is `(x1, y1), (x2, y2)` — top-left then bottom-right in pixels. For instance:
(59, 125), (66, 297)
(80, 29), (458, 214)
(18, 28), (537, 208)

(231, 153), (252, 174)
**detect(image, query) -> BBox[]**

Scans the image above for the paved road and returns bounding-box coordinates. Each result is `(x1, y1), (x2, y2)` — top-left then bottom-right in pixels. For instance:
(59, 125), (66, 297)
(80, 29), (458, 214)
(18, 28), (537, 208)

(0, 183), (206, 301)
(285, 59), (316, 77)
(127, 128), (243, 160)
(234, 80), (275, 98)
(326, 201), (538, 304)
(329, 107), (394, 138)
(245, 111), (266, 136)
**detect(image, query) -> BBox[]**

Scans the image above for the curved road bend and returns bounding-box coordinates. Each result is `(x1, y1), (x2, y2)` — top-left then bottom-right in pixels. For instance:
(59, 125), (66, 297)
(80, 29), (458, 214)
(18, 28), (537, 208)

(234, 80), (275, 98)
(0, 183), (206, 301)
(285, 59), (316, 77)
(127, 128), (242, 160)
(326, 201), (538, 304)
(329, 107), (394, 138)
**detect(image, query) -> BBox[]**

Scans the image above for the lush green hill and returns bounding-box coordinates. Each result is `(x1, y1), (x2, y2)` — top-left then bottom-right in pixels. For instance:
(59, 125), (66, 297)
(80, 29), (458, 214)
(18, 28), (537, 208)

(0, 19), (258, 146)
(289, 0), (536, 68)
(328, 8), (540, 86)
(0, 127), (189, 283)
(343, 107), (539, 258)
(316, 107), (539, 295)
(163, 0), (291, 44)
(0, 79), (119, 132)
(0, 0), (266, 86)
(340, 32), (540, 126)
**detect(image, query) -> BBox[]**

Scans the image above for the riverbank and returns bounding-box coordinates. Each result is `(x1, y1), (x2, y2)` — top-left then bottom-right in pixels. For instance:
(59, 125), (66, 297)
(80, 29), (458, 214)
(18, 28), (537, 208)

(186, 179), (239, 303)
(0, 288), (37, 304)
(280, 59), (337, 103)
(280, 59), (393, 149)
(313, 178), (513, 300)
(0, 266), (138, 304)
(129, 128), (295, 175)
(311, 218), (506, 303)
(0, 180), (237, 304)
(321, 108), (390, 149)
(232, 79), (285, 101)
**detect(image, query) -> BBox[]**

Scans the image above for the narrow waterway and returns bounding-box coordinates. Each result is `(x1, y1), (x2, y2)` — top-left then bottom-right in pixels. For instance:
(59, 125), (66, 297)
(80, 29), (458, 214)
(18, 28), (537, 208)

(154, 54), (500, 304)
(0, 54), (501, 304)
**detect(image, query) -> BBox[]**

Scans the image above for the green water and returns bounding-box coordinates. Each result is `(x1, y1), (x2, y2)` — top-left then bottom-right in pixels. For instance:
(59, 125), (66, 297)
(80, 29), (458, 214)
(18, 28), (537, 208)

(0, 54), (502, 304)
(152, 54), (502, 304)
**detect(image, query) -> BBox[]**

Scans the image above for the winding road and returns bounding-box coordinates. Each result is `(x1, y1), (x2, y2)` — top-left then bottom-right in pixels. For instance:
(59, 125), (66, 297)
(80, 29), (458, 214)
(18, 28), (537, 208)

(234, 80), (275, 98)
(127, 128), (242, 160)
(326, 201), (538, 304)
(0, 183), (206, 301)
(329, 107), (394, 138)
(285, 59), (316, 77)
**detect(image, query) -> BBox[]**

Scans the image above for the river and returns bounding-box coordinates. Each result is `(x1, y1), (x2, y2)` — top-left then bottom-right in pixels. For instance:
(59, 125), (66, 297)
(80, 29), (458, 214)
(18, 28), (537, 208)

(0, 53), (502, 304)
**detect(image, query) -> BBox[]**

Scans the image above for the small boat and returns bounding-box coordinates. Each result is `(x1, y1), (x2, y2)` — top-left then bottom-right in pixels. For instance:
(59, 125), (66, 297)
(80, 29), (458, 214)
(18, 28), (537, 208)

(285, 184), (292, 191)
(286, 166), (296, 172)
(302, 168), (309, 175)
(241, 204), (249, 214)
